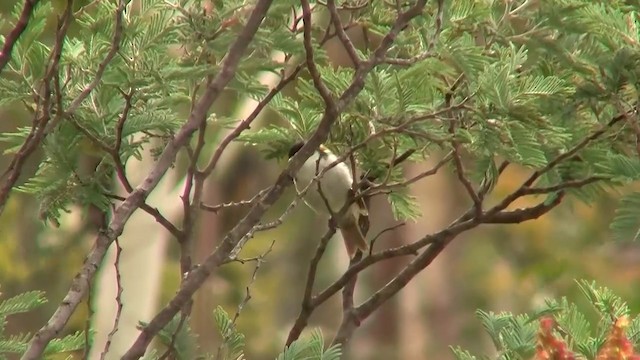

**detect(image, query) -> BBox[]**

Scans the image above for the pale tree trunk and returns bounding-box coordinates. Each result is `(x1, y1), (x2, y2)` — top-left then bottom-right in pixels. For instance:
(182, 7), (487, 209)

(349, 158), (459, 360)
(351, 195), (404, 359)
(89, 147), (182, 359)
(398, 160), (461, 360)
(189, 60), (286, 353)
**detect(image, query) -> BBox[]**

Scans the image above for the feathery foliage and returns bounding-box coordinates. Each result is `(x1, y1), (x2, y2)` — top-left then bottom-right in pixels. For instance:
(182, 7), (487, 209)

(140, 306), (339, 360)
(1, 0), (638, 226)
(5, 0), (640, 358)
(452, 280), (640, 360)
(0, 290), (84, 357)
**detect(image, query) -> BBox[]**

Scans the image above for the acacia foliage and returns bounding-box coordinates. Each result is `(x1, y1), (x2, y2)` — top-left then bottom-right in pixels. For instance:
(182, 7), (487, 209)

(3, 0), (640, 358)
(1, 0), (640, 232)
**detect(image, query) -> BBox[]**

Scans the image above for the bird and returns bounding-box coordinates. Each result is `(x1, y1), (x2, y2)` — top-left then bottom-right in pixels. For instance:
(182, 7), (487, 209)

(288, 141), (369, 258)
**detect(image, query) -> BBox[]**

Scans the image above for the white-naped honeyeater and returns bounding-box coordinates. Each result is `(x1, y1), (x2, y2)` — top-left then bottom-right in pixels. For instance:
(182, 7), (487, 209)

(288, 141), (369, 258)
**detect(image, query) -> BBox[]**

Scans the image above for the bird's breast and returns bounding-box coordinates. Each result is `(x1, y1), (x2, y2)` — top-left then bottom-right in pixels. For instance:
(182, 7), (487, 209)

(294, 152), (354, 215)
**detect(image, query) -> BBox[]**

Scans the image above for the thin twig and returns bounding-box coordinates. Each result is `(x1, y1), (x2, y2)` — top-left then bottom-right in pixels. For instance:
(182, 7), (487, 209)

(112, 89), (135, 192)
(216, 240), (275, 359)
(451, 132), (482, 216)
(368, 222), (406, 254)
(478, 160), (509, 200)
(522, 114), (627, 189)
(200, 188), (269, 213)
(120, 0), (430, 356)
(522, 176), (608, 195)
(200, 64), (304, 177)
(252, 199), (298, 232)
(99, 238), (124, 360)
(362, 152), (452, 197)
(64, 0), (130, 116)
(0, 0), (73, 217)
(106, 194), (182, 238)
(232, 240), (275, 324)
(286, 224), (338, 345)
(157, 314), (188, 360)
(485, 114), (627, 218)
(383, 0), (444, 66)
(318, 0), (369, 11)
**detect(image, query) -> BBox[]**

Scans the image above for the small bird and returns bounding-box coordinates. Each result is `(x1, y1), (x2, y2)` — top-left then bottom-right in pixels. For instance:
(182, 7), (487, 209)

(288, 141), (369, 258)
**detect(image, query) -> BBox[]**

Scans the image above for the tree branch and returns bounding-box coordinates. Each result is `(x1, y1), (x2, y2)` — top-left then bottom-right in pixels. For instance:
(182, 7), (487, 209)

(383, 0), (444, 66)
(301, 0), (337, 111)
(484, 193), (565, 224)
(99, 238), (124, 360)
(106, 194), (182, 239)
(0, 0), (40, 74)
(0, 0), (73, 217)
(326, 0), (361, 67)
(331, 253), (362, 347)
(119, 1), (430, 357)
(21, 0), (274, 358)
(286, 225), (337, 345)
(484, 113), (626, 219)
(522, 176), (608, 195)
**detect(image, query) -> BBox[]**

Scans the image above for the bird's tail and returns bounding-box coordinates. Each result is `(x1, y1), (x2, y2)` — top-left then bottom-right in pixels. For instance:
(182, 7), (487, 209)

(340, 222), (369, 258)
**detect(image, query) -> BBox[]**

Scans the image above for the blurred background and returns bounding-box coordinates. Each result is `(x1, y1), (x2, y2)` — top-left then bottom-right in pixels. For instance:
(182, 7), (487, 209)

(2, 1), (639, 359)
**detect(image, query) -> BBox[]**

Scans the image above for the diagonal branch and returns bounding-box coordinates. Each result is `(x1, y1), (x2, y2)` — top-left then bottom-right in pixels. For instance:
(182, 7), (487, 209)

(119, 1), (430, 358)
(352, 192), (562, 324)
(485, 113), (626, 218)
(484, 192), (565, 224)
(326, 0), (361, 68)
(0, 0), (73, 217)
(21, 1), (274, 358)
(383, 0), (444, 66)
(286, 224), (337, 345)
(522, 113), (627, 189)
(64, 0), (128, 116)
(301, 0), (337, 111)
(106, 194), (182, 239)
(522, 176), (608, 195)
(0, 0), (40, 73)
(201, 64), (304, 177)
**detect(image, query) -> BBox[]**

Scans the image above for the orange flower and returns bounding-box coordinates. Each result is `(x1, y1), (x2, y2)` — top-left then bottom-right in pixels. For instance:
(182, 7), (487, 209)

(536, 317), (576, 360)
(597, 316), (638, 360)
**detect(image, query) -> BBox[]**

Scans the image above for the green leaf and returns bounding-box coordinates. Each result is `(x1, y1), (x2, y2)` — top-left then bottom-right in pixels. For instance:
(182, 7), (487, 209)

(450, 346), (477, 360)
(507, 123), (548, 168)
(610, 192), (640, 242)
(43, 331), (85, 355)
(143, 314), (199, 360)
(388, 189), (421, 221)
(275, 329), (340, 360)
(213, 306), (245, 360)
(576, 279), (629, 320)
(236, 125), (294, 160)
(0, 291), (47, 317)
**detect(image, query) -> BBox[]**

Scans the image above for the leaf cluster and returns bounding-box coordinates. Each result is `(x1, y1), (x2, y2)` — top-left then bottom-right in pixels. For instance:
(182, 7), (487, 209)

(140, 306), (340, 360)
(237, 0), (640, 222)
(0, 290), (84, 358)
(451, 280), (640, 360)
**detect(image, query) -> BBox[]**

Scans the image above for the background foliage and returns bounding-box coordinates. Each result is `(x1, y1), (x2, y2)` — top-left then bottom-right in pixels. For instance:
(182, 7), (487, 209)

(2, 0), (640, 359)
